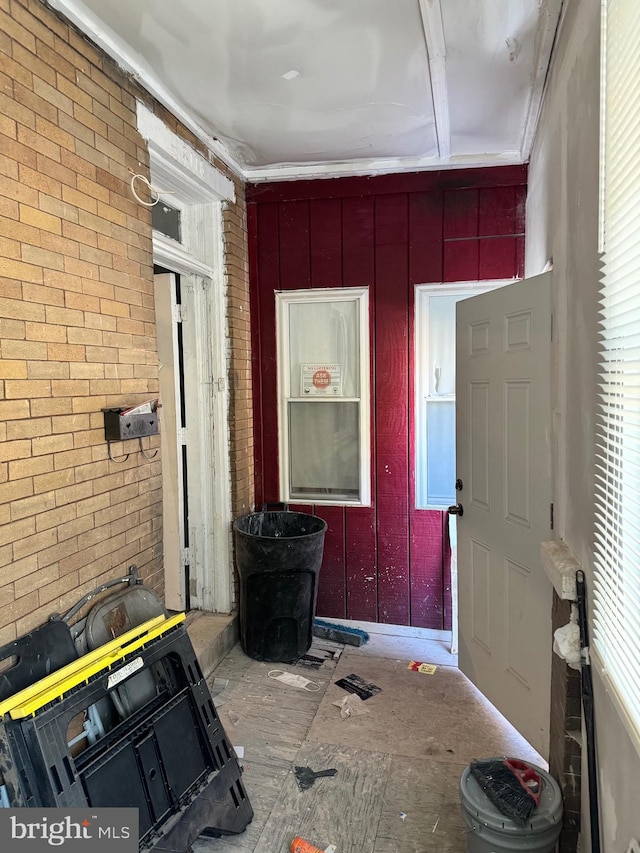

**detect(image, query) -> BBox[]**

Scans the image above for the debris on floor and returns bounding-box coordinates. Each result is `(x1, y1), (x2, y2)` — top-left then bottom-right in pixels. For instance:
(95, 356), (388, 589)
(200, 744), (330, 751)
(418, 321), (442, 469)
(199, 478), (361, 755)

(268, 670), (322, 691)
(334, 672), (381, 699)
(407, 661), (438, 674)
(313, 618), (369, 647)
(294, 765), (338, 791)
(332, 693), (369, 718)
(290, 836), (332, 853)
(295, 639), (343, 670)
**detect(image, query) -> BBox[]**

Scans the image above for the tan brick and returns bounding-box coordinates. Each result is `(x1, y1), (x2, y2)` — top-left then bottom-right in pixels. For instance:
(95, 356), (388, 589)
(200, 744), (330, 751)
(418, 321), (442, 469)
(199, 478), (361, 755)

(0, 590), (39, 626)
(96, 200), (127, 227)
(10, 4), (56, 47)
(50, 379), (89, 397)
(19, 204), (61, 235)
(35, 504), (76, 533)
(0, 195), (19, 220)
(67, 327), (103, 346)
(0, 256), (44, 283)
(0, 360), (27, 379)
(76, 71), (109, 108)
(82, 279), (115, 300)
(40, 231), (80, 260)
(61, 184), (98, 215)
(16, 123), (60, 161)
(54, 480), (93, 507)
(0, 437), (33, 470)
(39, 192), (79, 222)
(0, 50), (33, 89)
(24, 321), (66, 343)
(10, 490), (57, 521)
(14, 562), (60, 599)
(22, 281), (66, 306)
(0, 515), (35, 547)
(9, 454), (53, 480)
(0, 295), (44, 323)
(4, 379), (51, 399)
(64, 256), (99, 279)
(2, 339), (47, 360)
(73, 427), (103, 448)
(32, 466), (74, 494)
(6, 417), (52, 440)
(99, 298), (129, 319)
(56, 74), (92, 113)
(54, 447), (92, 470)
(61, 220), (98, 248)
(75, 139), (109, 171)
(68, 363), (103, 381)
(12, 526), (57, 561)
(27, 361), (69, 380)
(44, 305), (84, 326)
(36, 537), (78, 570)
(0, 173), (39, 206)
(29, 397), (72, 417)
(73, 396), (105, 414)
(57, 514), (93, 542)
(31, 433), (74, 457)
(0, 399), (30, 421)
(47, 342), (86, 361)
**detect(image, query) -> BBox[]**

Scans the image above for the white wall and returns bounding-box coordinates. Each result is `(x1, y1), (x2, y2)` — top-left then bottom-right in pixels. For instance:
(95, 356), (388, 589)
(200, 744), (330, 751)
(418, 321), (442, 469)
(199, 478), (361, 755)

(526, 0), (640, 850)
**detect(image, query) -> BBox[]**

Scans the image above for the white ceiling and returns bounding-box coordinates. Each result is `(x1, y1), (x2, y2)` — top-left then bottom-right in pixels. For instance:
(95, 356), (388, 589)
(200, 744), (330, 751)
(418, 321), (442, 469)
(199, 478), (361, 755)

(49, 0), (563, 182)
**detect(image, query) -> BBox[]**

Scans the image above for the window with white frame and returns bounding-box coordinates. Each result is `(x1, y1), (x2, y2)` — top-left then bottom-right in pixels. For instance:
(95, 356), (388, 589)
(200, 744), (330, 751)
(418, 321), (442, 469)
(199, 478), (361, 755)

(594, 0), (640, 744)
(276, 287), (370, 506)
(415, 282), (511, 509)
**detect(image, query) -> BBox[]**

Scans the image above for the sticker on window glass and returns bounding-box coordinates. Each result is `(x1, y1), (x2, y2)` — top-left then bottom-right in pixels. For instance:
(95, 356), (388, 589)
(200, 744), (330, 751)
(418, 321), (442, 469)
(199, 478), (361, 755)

(301, 364), (342, 396)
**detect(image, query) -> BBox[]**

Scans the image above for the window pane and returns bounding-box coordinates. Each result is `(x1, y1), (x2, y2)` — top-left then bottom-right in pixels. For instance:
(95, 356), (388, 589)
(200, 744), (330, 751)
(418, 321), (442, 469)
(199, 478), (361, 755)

(152, 201), (182, 242)
(425, 400), (456, 507)
(289, 401), (360, 501)
(429, 294), (464, 396)
(289, 300), (359, 397)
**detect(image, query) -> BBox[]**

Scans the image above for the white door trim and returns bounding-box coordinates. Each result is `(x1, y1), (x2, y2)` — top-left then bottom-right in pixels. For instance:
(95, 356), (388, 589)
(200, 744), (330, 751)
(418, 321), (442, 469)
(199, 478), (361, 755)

(141, 106), (233, 614)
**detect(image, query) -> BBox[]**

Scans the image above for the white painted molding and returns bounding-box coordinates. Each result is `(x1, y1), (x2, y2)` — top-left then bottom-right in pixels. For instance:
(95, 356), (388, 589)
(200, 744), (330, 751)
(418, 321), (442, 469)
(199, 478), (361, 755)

(418, 0), (451, 159)
(136, 103), (235, 203)
(245, 150), (524, 184)
(520, 0), (565, 162)
(152, 233), (216, 280)
(48, 0), (244, 179)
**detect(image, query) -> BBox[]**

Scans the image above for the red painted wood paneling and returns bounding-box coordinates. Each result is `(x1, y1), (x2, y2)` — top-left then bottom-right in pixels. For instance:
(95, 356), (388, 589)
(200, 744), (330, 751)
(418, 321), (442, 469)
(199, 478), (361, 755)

(444, 189), (479, 239)
(247, 166), (527, 628)
(315, 505), (347, 618)
(443, 239), (479, 281)
(410, 512), (445, 628)
(409, 192), (443, 284)
(345, 507), (378, 621)
(374, 203), (410, 622)
(479, 236), (517, 279)
(246, 165), (528, 203)
(479, 186), (517, 236)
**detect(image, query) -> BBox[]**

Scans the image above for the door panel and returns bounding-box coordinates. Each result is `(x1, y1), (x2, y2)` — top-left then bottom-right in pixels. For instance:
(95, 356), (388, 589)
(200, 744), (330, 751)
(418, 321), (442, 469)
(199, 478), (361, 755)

(456, 272), (552, 757)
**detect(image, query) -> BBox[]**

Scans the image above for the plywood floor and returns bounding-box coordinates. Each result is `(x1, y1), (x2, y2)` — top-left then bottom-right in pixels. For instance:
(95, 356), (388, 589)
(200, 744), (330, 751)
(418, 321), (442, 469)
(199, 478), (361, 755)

(193, 627), (542, 853)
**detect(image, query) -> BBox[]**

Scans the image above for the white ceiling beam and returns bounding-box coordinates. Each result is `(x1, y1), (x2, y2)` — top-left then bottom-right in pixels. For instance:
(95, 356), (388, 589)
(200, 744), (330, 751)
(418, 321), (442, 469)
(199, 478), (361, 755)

(520, 0), (565, 161)
(418, 0), (451, 160)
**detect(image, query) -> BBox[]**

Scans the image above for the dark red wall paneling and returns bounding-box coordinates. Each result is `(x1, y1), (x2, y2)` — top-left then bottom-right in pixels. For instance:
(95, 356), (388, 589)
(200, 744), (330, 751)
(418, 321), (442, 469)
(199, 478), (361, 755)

(247, 166), (527, 629)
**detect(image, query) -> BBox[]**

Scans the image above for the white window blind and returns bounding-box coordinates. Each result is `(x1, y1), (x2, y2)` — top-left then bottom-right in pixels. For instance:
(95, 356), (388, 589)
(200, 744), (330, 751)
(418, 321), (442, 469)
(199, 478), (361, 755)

(594, 0), (640, 741)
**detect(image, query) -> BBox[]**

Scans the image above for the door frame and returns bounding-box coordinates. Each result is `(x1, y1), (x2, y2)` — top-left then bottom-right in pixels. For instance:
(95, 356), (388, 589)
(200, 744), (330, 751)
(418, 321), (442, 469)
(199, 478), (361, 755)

(138, 102), (235, 614)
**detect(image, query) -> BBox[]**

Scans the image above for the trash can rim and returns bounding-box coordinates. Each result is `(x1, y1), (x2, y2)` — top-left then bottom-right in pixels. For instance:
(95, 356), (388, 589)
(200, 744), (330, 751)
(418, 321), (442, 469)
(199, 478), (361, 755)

(233, 511), (328, 540)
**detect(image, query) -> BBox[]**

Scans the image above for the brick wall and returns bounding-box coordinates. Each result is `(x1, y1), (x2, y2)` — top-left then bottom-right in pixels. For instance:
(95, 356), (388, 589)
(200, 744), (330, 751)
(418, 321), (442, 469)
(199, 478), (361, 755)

(0, 0), (253, 643)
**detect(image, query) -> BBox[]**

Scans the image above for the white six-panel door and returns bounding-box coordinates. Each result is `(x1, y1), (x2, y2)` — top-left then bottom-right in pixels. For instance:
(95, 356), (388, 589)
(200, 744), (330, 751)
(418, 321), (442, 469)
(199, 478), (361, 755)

(455, 272), (553, 757)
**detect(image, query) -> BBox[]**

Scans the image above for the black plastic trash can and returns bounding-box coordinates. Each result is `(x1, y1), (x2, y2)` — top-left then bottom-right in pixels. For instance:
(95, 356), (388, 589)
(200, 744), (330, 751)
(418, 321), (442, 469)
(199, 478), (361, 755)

(233, 508), (327, 662)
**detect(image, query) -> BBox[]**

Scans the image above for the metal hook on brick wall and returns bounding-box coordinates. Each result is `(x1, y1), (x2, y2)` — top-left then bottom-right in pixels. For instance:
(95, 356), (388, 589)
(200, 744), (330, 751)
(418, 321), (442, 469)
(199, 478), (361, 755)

(138, 437), (158, 459)
(107, 443), (130, 463)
